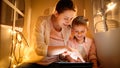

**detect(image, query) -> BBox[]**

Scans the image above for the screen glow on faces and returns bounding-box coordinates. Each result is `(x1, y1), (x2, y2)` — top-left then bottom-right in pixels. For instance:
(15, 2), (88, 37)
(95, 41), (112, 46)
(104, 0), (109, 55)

(72, 25), (87, 41)
(57, 10), (76, 28)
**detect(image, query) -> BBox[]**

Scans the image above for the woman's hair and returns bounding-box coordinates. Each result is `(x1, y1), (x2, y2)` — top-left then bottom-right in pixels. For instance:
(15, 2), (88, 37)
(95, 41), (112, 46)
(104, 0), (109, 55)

(72, 16), (88, 28)
(55, 0), (75, 14)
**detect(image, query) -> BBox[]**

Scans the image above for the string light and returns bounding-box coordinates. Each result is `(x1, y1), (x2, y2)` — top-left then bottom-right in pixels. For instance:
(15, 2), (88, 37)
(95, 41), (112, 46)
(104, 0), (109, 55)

(8, 29), (16, 35)
(17, 33), (22, 42)
(8, 29), (29, 68)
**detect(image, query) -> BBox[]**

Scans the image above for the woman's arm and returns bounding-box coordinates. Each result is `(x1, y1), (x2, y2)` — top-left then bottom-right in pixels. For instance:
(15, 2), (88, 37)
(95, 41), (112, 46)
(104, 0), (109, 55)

(34, 16), (48, 56)
(47, 45), (73, 56)
(47, 46), (67, 56)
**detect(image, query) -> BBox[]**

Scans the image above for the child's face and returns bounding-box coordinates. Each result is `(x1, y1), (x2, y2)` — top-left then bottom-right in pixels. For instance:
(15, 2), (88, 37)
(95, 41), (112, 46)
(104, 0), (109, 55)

(72, 25), (87, 41)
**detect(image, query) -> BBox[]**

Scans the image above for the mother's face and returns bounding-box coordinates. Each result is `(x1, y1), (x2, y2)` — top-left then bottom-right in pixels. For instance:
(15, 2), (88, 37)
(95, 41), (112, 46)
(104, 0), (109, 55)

(55, 10), (76, 28)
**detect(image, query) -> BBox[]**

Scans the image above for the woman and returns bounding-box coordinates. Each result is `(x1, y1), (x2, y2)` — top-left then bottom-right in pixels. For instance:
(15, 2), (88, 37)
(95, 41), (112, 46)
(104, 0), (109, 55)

(17, 0), (76, 68)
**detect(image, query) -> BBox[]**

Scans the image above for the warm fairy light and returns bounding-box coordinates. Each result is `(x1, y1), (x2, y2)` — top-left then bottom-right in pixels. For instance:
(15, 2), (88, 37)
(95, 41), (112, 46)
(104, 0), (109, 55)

(11, 30), (16, 35)
(8, 29), (13, 35)
(9, 56), (14, 61)
(22, 55), (30, 62)
(24, 56), (29, 60)
(13, 40), (15, 44)
(21, 43), (24, 48)
(8, 29), (16, 35)
(13, 65), (17, 68)
(106, 2), (116, 12)
(8, 29), (12, 33)
(8, 28), (29, 67)
(17, 33), (22, 42)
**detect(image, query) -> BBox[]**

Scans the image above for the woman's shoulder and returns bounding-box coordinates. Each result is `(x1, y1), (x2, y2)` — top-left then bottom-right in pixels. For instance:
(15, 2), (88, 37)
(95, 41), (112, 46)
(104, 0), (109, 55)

(36, 15), (52, 25)
(38, 15), (51, 21)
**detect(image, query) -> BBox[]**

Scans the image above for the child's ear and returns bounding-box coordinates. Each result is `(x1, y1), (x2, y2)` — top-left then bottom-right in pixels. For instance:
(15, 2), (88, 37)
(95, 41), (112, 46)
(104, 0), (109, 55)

(69, 29), (74, 39)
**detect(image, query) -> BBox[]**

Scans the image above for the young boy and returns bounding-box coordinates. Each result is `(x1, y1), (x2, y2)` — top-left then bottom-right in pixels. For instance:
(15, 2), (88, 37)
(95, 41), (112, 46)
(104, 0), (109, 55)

(60, 16), (98, 68)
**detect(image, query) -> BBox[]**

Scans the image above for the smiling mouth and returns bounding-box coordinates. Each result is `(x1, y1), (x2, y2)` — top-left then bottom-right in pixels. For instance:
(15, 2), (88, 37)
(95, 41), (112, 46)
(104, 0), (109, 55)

(63, 23), (69, 26)
(77, 36), (83, 39)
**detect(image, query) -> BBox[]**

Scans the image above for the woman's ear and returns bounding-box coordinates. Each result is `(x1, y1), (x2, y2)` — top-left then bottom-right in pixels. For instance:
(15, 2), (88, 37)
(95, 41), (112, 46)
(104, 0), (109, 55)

(53, 10), (59, 17)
